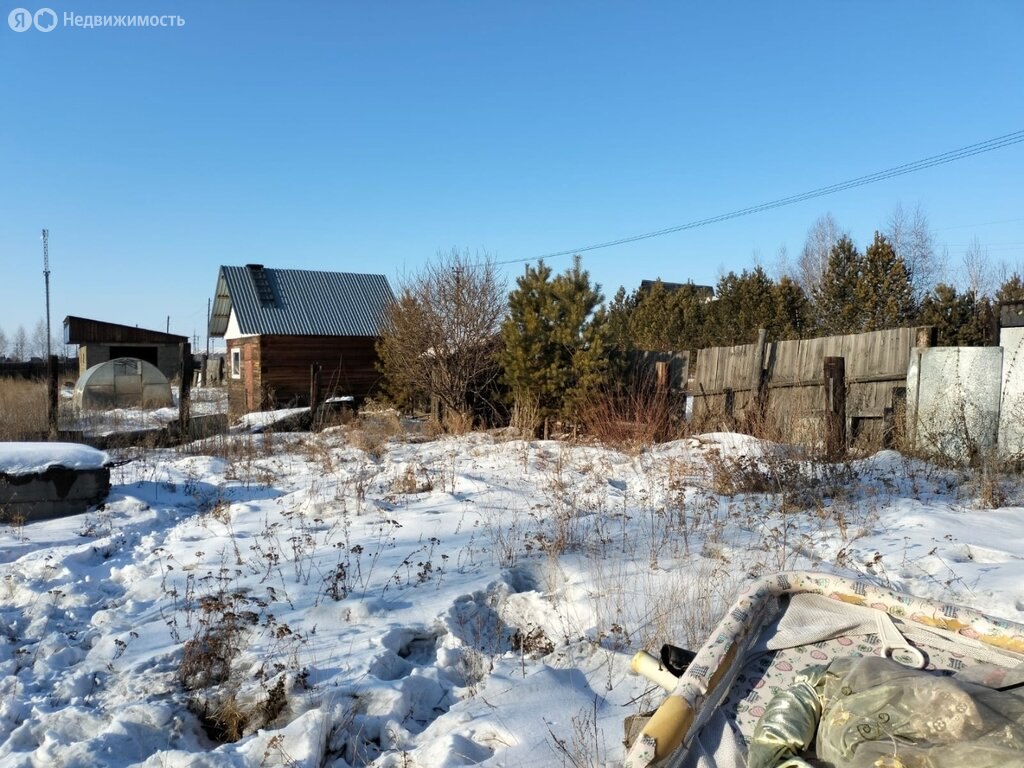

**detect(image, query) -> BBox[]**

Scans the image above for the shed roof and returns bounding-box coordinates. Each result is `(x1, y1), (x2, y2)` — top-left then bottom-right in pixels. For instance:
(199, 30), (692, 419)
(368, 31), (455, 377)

(208, 265), (395, 338)
(64, 316), (187, 344)
(639, 280), (714, 297)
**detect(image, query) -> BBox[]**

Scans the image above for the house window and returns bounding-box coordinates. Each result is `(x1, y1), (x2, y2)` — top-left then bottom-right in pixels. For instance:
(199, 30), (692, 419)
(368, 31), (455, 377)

(231, 348), (241, 379)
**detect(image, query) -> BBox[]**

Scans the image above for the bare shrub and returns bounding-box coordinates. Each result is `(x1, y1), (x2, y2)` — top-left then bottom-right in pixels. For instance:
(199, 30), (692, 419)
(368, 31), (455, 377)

(179, 591), (255, 692)
(173, 563), (309, 745)
(377, 249), (506, 430)
(704, 445), (856, 512)
(443, 408), (474, 436)
(547, 696), (605, 768)
(579, 379), (683, 451)
(510, 396), (541, 439)
(348, 410), (403, 460)
(390, 464), (433, 494)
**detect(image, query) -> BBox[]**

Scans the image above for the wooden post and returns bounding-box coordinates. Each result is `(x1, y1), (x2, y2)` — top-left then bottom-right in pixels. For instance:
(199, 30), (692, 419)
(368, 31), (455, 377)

(309, 363), (323, 414)
(179, 342), (192, 439)
(200, 353), (209, 387)
(47, 355), (59, 438)
(751, 328), (768, 414)
(655, 361), (669, 394)
(915, 326), (936, 348)
(823, 356), (846, 458)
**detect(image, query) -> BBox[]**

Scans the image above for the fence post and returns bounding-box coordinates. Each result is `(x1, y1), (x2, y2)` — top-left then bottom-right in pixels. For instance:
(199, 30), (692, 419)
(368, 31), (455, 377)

(751, 328), (768, 414)
(47, 355), (59, 438)
(824, 356), (846, 458)
(310, 363), (323, 417)
(656, 360), (669, 394)
(179, 342), (192, 439)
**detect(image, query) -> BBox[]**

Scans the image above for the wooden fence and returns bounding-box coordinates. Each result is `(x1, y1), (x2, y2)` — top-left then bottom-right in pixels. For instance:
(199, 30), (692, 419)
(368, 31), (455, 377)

(690, 326), (935, 445)
(0, 359), (79, 380)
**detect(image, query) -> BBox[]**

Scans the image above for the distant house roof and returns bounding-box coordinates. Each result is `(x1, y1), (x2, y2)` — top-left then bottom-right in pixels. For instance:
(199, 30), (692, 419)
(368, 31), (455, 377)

(639, 280), (714, 297)
(64, 315), (187, 345)
(208, 265), (395, 338)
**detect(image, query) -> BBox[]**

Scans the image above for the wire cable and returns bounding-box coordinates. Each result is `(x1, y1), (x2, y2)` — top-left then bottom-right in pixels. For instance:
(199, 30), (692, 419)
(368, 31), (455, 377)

(494, 128), (1024, 267)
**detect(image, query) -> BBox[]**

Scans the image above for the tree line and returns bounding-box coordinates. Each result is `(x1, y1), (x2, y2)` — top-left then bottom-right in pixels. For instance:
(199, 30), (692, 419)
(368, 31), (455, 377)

(0, 319), (63, 362)
(379, 208), (1024, 434)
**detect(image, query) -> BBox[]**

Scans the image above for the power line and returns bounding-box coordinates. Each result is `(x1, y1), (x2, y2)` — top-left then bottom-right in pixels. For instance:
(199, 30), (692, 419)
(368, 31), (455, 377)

(495, 128), (1024, 267)
(935, 216), (1024, 232)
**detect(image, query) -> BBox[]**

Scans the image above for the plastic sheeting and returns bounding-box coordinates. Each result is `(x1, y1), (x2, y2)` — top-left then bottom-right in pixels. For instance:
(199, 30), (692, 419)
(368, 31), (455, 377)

(747, 656), (1024, 768)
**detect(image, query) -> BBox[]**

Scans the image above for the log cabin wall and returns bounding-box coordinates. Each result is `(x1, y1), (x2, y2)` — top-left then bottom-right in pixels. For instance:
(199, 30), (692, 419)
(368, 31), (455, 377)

(227, 334), (382, 418)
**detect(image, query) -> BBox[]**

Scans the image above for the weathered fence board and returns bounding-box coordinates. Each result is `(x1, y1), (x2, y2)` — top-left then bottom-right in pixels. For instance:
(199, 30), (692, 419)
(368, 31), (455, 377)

(691, 326), (930, 443)
(632, 350), (689, 392)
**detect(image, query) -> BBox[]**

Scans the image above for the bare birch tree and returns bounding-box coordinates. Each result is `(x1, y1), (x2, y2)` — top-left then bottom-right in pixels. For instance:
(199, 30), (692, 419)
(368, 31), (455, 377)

(798, 213), (842, 298)
(377, 249), (506, 428)
(961, 237), (994, 298)
(886, 202), (940, 303)
(31, 319), (49, 359)
(12, 325), (28, 361)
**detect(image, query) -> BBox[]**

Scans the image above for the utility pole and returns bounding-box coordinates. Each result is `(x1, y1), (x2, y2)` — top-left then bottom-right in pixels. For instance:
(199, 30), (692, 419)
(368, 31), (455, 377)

(42, 229), (51, 359)
(42, 229), (57, 437)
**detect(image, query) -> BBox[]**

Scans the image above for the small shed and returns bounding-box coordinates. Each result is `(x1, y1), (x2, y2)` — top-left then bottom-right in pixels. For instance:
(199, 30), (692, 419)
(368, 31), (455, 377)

(74, 357), (174, 409)
(208, 264), (395, 418)
(64, 315), (187, 381)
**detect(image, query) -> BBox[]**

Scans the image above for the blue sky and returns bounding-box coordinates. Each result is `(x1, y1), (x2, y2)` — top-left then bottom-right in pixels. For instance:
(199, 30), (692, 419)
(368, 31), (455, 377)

(2, 1), (1023, 350)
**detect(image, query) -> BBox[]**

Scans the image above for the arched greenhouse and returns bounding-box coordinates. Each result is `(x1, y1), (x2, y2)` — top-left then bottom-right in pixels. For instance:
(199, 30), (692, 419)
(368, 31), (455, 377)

(73, 357), (174, 410)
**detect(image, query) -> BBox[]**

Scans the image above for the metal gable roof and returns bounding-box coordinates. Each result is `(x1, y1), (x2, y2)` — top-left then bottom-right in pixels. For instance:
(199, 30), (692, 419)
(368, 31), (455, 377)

(208, 265), (395, 338)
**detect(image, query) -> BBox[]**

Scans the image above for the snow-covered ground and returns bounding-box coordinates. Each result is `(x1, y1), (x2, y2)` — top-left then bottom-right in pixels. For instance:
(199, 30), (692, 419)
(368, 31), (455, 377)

(1, 427), (1023, 767)
(61, 387), (228, 437)
(0, 443), (110, 475)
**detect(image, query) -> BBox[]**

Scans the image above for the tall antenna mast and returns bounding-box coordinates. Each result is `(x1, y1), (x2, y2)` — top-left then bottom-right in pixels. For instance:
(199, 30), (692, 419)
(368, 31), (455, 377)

(42, 229), (52, 359)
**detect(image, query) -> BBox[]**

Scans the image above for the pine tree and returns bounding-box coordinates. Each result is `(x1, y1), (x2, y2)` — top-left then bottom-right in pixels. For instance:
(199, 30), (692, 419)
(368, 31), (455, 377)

(500, 258), (608, 430)
(857, 232), (916, 331)
(709, 267), (778, 345)
(501, 261), (557, 426)
(605, 286), (636, 354)
(917, 284), (991, 346)
(996, 273), (1024, 304)
(604, 286), (639, 383)
(814, 236), (864, 335)
(629, 281), (683, 351)
(771, 276), (812, 340)
(552, 259), (608, 419)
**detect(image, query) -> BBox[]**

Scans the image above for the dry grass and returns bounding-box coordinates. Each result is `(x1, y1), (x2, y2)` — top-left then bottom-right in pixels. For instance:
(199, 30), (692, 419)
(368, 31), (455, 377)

(0, 378), (49, 441)
(579, 381), (684, 451)
(347, 410), (404, 460)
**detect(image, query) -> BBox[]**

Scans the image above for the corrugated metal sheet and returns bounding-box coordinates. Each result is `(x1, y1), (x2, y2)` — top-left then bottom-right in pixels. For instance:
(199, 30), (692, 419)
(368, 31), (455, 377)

(208, 266), (395, 338)
(64, 315), (187, 344)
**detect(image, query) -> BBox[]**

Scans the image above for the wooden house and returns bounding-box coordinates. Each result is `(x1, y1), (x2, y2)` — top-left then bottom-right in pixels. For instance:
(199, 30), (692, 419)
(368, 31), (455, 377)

(64, 315), (187, 380)
(208, 264), (394, 417)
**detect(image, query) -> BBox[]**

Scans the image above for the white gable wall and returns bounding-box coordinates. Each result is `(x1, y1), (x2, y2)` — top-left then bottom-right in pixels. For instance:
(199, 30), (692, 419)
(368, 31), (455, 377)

(224, 308), (257, 342)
